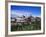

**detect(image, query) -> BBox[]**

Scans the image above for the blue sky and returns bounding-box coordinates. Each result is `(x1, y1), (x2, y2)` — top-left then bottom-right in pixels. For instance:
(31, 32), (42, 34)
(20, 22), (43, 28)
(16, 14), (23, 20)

(11, 5), (41, 17)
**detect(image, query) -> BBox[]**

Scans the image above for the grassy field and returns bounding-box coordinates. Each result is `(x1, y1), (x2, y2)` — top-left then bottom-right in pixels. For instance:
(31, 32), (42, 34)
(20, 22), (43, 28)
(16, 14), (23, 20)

(11, 21), (41, 31)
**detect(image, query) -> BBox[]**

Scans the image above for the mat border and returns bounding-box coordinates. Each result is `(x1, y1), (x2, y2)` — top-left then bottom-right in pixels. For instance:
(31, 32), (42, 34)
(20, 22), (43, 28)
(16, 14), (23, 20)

(5, 1), (45, 36)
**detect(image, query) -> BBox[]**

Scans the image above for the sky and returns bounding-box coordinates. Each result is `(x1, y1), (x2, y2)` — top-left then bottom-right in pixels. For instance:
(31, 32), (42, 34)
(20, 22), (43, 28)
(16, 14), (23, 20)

(11, 5), (41, 17)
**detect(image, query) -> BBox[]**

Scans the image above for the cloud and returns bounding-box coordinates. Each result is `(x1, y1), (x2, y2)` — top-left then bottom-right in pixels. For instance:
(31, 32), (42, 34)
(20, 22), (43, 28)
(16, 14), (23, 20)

(11, 10), (31, 17)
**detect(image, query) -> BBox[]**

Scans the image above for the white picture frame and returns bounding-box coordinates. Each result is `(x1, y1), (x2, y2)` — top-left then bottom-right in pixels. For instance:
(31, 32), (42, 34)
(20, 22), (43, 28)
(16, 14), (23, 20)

(7, 1), (45, 35)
